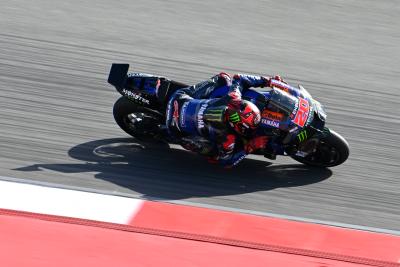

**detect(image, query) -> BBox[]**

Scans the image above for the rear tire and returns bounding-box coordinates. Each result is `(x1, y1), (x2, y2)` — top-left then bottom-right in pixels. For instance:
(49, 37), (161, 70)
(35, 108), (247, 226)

(291, 129), (349, 167)
(113, 96), (164, 141)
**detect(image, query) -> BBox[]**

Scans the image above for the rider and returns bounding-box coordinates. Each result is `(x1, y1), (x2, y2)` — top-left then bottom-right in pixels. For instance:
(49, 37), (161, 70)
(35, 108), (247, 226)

(165, 72), (287, 167)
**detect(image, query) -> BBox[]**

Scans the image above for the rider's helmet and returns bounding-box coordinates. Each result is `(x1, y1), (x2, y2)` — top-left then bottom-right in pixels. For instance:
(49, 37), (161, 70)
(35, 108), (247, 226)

(226, 99), (261, 136)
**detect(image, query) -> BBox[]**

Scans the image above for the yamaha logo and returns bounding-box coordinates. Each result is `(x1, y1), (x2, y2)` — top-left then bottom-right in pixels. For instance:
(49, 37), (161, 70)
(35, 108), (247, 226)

(197, 103), (208, 129)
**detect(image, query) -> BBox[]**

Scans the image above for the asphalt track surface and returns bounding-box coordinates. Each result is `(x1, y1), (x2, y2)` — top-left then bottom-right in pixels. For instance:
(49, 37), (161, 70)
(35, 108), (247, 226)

(0, 1), (399, 232)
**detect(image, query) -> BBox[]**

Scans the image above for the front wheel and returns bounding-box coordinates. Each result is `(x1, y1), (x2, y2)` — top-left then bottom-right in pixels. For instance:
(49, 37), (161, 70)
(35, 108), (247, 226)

(113, 96), (164, 141)
(291, 129), (349, 167)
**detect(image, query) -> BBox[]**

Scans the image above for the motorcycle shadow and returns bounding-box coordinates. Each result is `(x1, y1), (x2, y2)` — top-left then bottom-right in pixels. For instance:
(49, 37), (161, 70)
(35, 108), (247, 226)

(16, 138), (332, 200)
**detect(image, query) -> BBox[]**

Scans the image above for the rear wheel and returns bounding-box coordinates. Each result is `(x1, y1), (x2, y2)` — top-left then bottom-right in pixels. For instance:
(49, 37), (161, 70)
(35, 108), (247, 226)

(113, 96), (164, 141)
(291, 129), (349, 167)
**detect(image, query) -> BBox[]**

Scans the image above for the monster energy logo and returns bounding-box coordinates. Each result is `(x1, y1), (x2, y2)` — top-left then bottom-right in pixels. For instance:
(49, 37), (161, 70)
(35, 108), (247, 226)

(229, 112), (241, 123)
(205, 108), (224, 122)
(297, 129), (308, 142)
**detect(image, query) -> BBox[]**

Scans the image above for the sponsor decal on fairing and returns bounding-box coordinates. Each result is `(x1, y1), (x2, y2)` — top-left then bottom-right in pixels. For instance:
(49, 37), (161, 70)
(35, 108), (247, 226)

(261, 110), (282, 128)
(261, 118), (280, 128)
(122, 89), (150, 105)
(262, 110), (284, 121)
(292, 97), (310, 127)
(127, 72), (153, 77)
(297, 129), (308, 142)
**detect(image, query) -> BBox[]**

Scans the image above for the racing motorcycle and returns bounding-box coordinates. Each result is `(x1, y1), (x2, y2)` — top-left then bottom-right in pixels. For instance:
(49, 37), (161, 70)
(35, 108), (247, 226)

(107, 64), (349, 167)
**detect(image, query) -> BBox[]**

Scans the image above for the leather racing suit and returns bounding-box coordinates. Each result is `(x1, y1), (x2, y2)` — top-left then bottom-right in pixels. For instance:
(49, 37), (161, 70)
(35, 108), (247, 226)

(166, 73), (270, 167)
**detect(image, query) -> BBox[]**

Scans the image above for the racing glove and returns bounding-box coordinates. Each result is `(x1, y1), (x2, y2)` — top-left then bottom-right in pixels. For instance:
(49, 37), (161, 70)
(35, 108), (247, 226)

(264, 75), (287, 87)
(244, 136), (268, 154)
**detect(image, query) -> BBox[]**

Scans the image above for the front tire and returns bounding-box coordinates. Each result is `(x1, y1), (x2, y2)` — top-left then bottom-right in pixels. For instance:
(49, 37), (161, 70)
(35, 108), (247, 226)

(113, 96), (164, 140)
(291, 129), (349, 167)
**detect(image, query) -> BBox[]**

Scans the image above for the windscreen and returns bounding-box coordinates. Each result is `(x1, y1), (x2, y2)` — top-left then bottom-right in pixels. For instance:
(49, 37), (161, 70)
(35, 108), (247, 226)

(264, 88), (314, 129)
(266, 88), (298, 116)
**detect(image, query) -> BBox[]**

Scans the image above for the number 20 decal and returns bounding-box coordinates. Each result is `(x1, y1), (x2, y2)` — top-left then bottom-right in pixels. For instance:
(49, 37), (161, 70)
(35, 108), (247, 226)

(293, 97), (310, 127)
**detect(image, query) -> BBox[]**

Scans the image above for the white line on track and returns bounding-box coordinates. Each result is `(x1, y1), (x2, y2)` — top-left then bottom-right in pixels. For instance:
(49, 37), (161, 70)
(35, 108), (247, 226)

(1, 175), (399, 236)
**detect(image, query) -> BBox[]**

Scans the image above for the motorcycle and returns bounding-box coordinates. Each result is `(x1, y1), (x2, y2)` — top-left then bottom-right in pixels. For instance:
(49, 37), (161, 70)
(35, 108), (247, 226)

(107, 63), (349, 167)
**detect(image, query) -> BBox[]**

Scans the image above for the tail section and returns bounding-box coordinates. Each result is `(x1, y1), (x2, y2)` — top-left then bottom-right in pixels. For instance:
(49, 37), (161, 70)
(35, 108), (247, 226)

(108, 63), (129, 90)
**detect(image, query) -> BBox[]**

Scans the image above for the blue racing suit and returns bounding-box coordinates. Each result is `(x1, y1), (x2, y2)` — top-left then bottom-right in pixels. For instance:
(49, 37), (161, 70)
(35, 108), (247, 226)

(165, 73), (269, 167)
